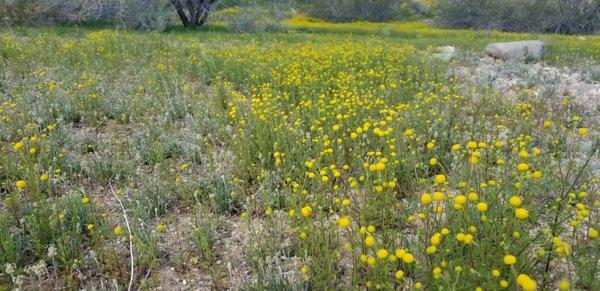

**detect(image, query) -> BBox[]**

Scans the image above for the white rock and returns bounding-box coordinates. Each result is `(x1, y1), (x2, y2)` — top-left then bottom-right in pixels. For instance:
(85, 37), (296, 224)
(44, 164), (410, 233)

(485, 40), (545, 61)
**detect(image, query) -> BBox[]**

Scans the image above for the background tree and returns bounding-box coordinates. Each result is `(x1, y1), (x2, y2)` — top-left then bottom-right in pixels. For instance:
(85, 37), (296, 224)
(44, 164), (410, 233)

(170, 0), (218, 28)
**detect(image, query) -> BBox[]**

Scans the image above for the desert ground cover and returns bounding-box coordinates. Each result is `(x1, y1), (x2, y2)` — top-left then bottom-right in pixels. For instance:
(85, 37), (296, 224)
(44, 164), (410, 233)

(0, 19), (599, 290)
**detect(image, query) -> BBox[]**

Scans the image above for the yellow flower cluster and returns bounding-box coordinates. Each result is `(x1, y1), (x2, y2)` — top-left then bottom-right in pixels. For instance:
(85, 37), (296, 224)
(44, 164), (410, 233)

(1, 26), (597, 290)
(215, 38), (598, 289)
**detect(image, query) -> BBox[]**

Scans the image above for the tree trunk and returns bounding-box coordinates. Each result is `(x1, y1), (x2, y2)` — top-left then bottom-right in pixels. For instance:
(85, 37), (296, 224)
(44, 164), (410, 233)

(170, 0), (190, 27)
(171, 0), (216, 29)
(196, 0), (217, 27)
(186, 0), (196, 27)
(197, 11), (209, 27)
(191, 10), (201, 26)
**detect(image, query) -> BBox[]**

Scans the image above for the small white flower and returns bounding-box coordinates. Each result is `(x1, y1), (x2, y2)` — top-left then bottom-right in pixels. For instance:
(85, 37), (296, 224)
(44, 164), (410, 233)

(5, 263), (15, 275)
(47, 244), (57, 258)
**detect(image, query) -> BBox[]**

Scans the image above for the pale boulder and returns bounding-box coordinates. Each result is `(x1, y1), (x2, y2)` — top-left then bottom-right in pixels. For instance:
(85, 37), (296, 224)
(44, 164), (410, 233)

(485, 40), (545, 61)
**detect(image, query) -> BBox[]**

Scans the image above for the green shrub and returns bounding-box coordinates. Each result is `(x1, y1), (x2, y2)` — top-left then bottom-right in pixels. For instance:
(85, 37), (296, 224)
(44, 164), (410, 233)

(213, 1), (292, 33)
(436, 0), (600, 34)
(225, 7), (284, 32)
(0, 0), (119, 26)
(196, 175), (240, 214)
(0, 192), (98, 284)
(0, 0), (63, 25)
(305, 0), (403, 22)
(402, 0), (436, 18)
(0, 0), (171, 31)
(133, 176), (174, 220)
(132, 126), (180, 166)
(118, 0), (172, 31)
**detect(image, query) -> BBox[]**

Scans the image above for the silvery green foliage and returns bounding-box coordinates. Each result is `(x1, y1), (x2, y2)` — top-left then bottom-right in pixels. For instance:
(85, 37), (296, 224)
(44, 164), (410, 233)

(0, 0), (170, 31)
(0, 0), (120, 25)
(1, 0), (62, 24)
(215, 1), (291, 33)
(436, 0), (600, 35)
(66, 0), (120, 22)
(118, 0), (172, 31)
(225, 8), (281, 33)
(306, 0), (403, 22)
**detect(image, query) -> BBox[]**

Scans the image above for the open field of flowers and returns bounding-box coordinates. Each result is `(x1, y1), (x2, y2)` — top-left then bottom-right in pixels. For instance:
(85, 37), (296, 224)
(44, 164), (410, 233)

(0, 24), (598, 290)
(284, 16), (600, 66)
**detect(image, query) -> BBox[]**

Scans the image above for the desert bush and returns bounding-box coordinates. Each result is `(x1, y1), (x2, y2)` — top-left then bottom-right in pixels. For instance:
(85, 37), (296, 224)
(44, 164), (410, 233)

(0, 191), (98, 280)
(401, 0), (435, 18)
(213, 0), (292, 32)
(200, 175), (240, 214)
(218, 6), (283, 32)
(0, 0), (64, 25)
(118, 0), (171, 31)
(305, 0), (403, 22)
(132, 126), (181, 166)
(0, 0), (291, 31)
(436, 0), (600, 34)
(218, 0), (298, 7)
(0, 0), (119, 25)
(0, 0), (170, 31)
